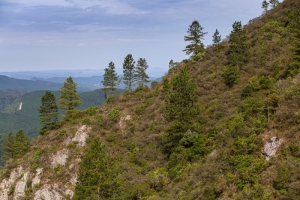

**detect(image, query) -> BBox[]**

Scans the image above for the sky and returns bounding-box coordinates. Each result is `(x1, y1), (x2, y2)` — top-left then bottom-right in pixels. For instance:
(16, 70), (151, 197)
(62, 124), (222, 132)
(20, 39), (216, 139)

(0, 0), (267, 77)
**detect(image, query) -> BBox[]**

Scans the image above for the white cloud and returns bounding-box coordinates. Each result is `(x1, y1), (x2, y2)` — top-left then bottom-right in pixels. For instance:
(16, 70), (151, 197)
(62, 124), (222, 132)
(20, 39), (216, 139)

(7, 0), (147, 14)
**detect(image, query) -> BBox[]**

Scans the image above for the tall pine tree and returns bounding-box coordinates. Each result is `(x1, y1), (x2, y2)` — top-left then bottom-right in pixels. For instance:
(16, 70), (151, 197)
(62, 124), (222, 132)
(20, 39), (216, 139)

(2, 133), (15, 161)
(73, 137), (118, 199)
(222, 21), (247, 87)
(134, 58), (150, 88)
(13, 130), (29, 158)
(59, 76), (82, 117)
(212, 29), (221, 50)
(38, 91), (58, 130)
(183, 20), (207, 61)
(123, 54), (135, 91)
(164, 67), (199, 155)
(101, 62), (120, 95)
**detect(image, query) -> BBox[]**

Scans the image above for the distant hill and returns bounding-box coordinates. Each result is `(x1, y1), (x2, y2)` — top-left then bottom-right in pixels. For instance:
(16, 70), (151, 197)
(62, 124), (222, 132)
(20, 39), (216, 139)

(0, 89), (124, 138)
(0, 75), (90, 92)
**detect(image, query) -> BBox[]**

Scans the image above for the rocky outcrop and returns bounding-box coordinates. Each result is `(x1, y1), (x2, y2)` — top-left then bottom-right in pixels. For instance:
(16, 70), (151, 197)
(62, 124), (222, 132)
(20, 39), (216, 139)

(262, 136), (283, 161)
(0, 166), (24, 199)
(119, 115), (131, 129)
(51, 149), (69, 168)
(32, 168), (43, 187)
(34, 184), (64, 200)
(64, 125), (91, 147)
(13, 171), (29, 200)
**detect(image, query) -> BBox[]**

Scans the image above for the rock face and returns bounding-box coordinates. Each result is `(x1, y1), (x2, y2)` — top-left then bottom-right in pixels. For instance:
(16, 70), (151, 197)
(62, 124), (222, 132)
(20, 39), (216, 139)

(34, 184), (64, 200)
(32, 168), (43, 187)
(51, 149), (69, 168)
(0, 166), (24, 199)
(119, 115), (131, 129)
(262, 136), (283, 161)
(64, 125), (91, 147)
(14, 171), (29, 200)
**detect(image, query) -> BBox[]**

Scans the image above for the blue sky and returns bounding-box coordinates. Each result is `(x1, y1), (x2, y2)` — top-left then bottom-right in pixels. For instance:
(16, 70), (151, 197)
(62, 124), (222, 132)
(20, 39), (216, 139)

(0, 0), (267, 77)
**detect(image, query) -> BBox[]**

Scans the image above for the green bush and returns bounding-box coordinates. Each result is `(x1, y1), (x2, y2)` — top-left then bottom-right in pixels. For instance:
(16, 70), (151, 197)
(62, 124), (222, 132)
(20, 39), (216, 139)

(86, 106), (97, 116)
(108, 107), (120, 122)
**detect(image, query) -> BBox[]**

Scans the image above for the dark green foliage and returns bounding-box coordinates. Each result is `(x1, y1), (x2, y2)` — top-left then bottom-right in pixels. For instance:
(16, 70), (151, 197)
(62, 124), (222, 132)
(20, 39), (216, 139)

(262, 0), (269, 12)
(134, 58), (150, 88)
(73, 137), (118, 199)
(222, 21), (247, 87)
(163, 67), (201, 163)
(212, 29), (221, 48)
(38, 91), (58, 130)
(59, 77), (82, 117)
(183, 20), (207, 61)
(269, 0), (279, 8)
(13, 130), (29, 158)
(2, 133), (15, 161)
(123, 54), (135, 91)
(108, 106), (120, 122)
(101, 62), (120, 95)
(169, 59), (176, 69)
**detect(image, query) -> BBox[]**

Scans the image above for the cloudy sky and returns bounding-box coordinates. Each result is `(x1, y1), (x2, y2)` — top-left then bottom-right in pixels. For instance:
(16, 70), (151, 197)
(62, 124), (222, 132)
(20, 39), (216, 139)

(0, 0), (266, 77)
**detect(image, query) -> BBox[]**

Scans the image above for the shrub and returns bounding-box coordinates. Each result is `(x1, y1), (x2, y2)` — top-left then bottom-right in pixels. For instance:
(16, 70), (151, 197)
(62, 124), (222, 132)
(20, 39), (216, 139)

(86, 106), (97, 116)
(108, 107), (120, 122)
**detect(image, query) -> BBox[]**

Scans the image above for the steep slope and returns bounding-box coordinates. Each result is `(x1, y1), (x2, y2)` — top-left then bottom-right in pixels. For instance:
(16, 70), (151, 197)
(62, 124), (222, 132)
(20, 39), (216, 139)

(0, 0), (300, 199)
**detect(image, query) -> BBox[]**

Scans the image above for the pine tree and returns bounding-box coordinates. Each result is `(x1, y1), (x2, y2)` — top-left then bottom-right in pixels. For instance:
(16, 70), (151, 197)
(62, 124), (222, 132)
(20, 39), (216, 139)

(262, 0), (269, 12)
(164, 67), (199, 155)
(169, 59), (176, 69)
(101, 62), (120, 95)
(73, 137), (118, 199)
(2, 133), (15, 161)
(222, 21), (247, 87)
(269, 0), (279, 8)
(183, 20), (207, 60)
(13, 130), (29, 158)
(59, 76), (82, 117)
(38, 91), (58, 130)
(123, 54), (135, 91)
(212, 29), (221, 50)
(134, 58), (150, 88)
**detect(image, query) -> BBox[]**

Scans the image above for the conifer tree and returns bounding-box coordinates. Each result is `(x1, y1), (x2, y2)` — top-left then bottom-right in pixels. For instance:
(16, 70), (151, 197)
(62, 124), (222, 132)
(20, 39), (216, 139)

(73, 137), (118, 199)
(38, 91), (58, 130)
(164, 67), (199, 155)
(13, 130), (29, 158)
(134, 58), (150, 88)
(123, 54), (135, 91)
(59, 76), (82, 116)
(101, 62), (120, 95)
(222, 21), (247, 87)
(183, 20), (207, 61)
(262, 0), (269, 12)
(212, 29), (221, 50)
(169, 59), (176, 69)
(2, 133), (15, 161)
(269, 0), (279, 8)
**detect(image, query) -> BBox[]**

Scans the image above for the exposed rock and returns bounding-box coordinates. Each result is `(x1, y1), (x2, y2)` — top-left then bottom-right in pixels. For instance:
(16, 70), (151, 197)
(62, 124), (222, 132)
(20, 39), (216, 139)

(64, 125), (91, 147)
(207, 149), (217, 160)
(262, 136), (283, 161)
(0, 189), (8, 200)
(65, 189), (74, 198)
(70, 175), (77, 185)
(51, 149), (69, 168)
(13, 171), (29, 200)
(34, 184), (64, 200)
(32, 168), (43, 187)
(119, 115), (131, 129)
(0, 166), (23, 189)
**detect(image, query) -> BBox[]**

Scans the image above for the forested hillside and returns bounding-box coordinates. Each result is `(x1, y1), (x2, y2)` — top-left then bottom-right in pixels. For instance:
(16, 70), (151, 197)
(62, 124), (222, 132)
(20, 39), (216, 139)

(0, 0), (300, 199)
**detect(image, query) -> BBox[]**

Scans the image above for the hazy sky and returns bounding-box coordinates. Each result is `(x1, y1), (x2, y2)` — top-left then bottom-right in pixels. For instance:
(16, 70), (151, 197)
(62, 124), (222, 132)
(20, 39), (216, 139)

(0, 0), (266, 77)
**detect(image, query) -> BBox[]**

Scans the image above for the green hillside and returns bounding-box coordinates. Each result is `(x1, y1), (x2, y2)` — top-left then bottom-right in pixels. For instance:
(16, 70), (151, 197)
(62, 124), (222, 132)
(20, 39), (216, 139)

(0, 0), (300, 199)
(0, 75), (90, 92)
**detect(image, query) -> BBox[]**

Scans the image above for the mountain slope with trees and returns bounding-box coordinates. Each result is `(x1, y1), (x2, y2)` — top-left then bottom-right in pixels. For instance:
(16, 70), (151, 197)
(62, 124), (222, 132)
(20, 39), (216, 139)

(0, 0), (300, 199)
